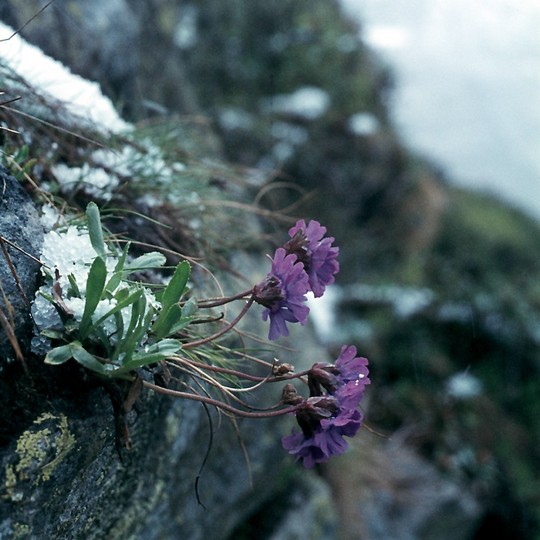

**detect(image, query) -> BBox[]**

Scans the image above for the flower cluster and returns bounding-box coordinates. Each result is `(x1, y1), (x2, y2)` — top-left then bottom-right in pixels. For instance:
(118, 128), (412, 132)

(32, 205), (369, 468)
(252, 220), (339, 340)
(281, 345), (370, 468)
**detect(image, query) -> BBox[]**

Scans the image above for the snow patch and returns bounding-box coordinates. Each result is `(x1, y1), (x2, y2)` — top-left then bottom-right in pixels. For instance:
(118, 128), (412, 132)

(347, 112), (380, 136)
(446, 372), (483, 400)
(262, 87), (331, 120)
(0, 22), (130, 133)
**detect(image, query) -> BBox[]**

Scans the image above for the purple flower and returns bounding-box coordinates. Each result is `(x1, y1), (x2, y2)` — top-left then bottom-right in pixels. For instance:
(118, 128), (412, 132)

(282, 399), (363, 468)
(308, 345), (370, 409)
(253, 248), (310, 340)
(334, 345), (370, 409)
(283, 219), (339, 297)
(282, 346), (370, 467)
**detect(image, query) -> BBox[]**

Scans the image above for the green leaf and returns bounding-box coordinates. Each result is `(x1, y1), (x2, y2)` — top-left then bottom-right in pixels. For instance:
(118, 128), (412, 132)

(79, 257), (107, 338)
(44, 344), (74, 365)
(151, 304), (182, 340)
(37, 290), (54, 303)
(40, 329), (65, 340)
(67, 273), (81, 297)
(168, 316), (194, 335)
(105, 242), (130, 292)
(114, 287), (131, 303)
(114, 339), (181, 374)
(152, 261), (191, 338)
(112, 293), (149, 362)
(163, 261), (190, 311)
(93, 287), (143, 327)
(120, 304), (156, 364)
(86, 202), (106, 259)
(70, 341), (110, 376)
(22, 158), (37, 174)
(91, 323), (114, 357)
(124, 252), (166, 273)
(181, 297), (198, 318)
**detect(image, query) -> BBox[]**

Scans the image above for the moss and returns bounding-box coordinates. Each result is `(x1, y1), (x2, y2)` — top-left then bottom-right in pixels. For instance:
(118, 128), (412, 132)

(449, 187), (540, 249)
(4, 413), (76, 502)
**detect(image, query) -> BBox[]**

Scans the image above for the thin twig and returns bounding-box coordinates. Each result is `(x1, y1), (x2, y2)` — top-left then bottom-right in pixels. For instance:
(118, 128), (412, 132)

(0, 302), (26, 372)
(0, 236), (31, 307)
(1, 154), (56, 206)
(0, 1), (55, 42)
(0, 96), (22, 108)
(168, 355), (310, 385)
(195, 398), (212, 509)
(0, 234), (45, 267)
(1, 106), (108, 149)
(166, 360), (257, 410)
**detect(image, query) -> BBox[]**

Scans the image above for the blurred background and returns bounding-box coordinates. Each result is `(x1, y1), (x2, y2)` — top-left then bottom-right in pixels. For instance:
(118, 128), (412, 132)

(342, 0), (540, 220)
(1, 1), (539, 538)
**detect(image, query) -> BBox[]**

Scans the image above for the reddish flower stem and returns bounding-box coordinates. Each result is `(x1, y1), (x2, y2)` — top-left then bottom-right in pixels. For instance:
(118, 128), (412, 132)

(183, 296), (254, 349)
(196, 288), (254, 308)
(142, 380), (297, 418)
(170, 358), (311, 384)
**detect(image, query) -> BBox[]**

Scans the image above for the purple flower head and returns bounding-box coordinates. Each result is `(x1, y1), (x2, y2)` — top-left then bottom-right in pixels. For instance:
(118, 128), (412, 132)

(282, 345), (370, 467)
(253, 248), (310, 340)
(283, 219), (339, 298)
(307, 345), (370, 410)
(335, 345), (370, 383)
(282, 399), (363, 468)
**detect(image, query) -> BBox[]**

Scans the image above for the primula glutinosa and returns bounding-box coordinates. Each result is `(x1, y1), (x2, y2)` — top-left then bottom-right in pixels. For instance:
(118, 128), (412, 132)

(283, 219), (339, 298)
(281, 345), (370, 468)
(33, 204), (369, 468)
(282, 402), (363, 468)
(252, 247), (310, 340)
(254, 219), (339, 340)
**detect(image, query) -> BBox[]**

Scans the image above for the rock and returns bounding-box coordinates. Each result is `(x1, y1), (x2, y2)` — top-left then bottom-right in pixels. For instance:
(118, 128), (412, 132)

(326, 434), (481, 540)
(0, 308), (332, 539)
(267, 474), (339, 540)
(0, 166), (43, 361)
(0, 0), (203, 120)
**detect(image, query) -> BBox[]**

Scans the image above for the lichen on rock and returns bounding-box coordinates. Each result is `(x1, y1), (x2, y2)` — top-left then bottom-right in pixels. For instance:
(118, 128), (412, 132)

(4, 413), (75, 502)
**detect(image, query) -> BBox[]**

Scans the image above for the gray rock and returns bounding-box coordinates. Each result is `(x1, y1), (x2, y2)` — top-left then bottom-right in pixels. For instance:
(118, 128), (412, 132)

(326, 434), (482, 540)
(0, 308), (333, 539)
(0, 166), (43, 360)
(268, 473), (339, 540)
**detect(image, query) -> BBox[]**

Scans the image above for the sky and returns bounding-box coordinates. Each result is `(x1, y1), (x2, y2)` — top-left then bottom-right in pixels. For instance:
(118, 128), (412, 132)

(341, 0), (540, 218)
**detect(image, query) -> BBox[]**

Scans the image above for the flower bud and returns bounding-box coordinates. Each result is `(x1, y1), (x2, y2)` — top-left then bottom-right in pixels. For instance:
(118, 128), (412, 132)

(308, 362), (339, 396)
(281, 384), (303, 405)
(282, 230), (310, 270)
(295, 395), (339, 437)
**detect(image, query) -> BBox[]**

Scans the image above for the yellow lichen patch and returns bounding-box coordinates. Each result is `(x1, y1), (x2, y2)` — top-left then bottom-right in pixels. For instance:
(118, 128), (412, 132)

(4, 413), (76, 502)
(11, 522), (30, 540)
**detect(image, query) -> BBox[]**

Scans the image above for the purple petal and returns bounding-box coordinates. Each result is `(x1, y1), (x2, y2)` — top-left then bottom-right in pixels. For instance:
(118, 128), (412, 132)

(286, 220), (339, 297)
